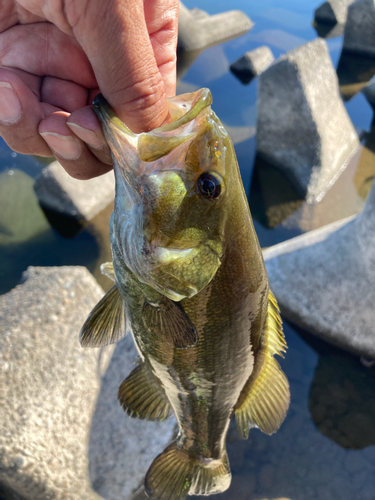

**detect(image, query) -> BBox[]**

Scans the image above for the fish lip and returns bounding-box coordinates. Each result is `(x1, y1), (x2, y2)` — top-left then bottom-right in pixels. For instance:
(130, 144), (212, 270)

(153, 88), (212, 134)
(92, 94), (136, 136)
(92, 88), (212, 136)
(92, 93), (139, 157)
(92, 93), (112, 121)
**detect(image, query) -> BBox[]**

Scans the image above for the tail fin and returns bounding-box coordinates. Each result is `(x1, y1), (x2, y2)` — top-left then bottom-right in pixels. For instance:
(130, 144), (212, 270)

(145, 442), (231, 500)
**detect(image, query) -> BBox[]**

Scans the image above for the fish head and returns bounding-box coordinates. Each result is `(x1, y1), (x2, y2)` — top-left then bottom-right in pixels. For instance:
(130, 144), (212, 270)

(93, 88), (236, 301)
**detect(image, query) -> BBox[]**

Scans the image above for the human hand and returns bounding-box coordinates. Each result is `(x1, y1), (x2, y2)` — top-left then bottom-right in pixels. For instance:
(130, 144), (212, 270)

(0, 0), (179, 179)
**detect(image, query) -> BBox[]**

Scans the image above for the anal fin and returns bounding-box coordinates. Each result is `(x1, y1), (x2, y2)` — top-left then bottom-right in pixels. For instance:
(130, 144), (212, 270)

(235, 290), (290, 438)
(118, 362), (173, 421)
(145, 442), (231, 500)
(80, 285), (128, 347)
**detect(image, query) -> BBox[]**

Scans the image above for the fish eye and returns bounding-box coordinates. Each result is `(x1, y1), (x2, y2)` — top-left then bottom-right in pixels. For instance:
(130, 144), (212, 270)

(197, 171), (223, 200)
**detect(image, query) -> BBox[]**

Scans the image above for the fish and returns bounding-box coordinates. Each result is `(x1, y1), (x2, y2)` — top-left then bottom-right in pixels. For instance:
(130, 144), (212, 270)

(80, 88), (290, 500)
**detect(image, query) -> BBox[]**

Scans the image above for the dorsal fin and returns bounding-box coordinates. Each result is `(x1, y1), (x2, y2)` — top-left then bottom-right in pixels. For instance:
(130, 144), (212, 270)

(79, 285), (128, 347)
(118, 362), (173, 421)
(142, 295), (197, 349)
(235, 291), (290, 438)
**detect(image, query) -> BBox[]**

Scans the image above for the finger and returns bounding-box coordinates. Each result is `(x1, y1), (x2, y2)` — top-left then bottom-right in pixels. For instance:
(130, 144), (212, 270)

(66, 0), (178, 132)
(2, 67), (42, 99)
(0, 22), (97, 88)
(0, 67), (52, 156)
(38, 110), (113, 179)
(146, 0), (179, 98)
(41, 77), (89, 112)
(67, 106), (112, 165)
(41, 102), (64, 117)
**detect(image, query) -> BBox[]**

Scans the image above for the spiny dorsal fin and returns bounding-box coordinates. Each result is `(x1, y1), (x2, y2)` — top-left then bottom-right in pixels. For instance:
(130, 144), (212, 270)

(143, 296), (197, 349)
(235, 290), (290, 438)
(100, 261), (115, 282)
(79, 285), (128, 347)
(145, 442), (231, 500)
(118, 362), (173, 421)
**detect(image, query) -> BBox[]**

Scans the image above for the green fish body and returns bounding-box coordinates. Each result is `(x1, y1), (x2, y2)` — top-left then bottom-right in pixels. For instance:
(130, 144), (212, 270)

(81, 89), (290, 500)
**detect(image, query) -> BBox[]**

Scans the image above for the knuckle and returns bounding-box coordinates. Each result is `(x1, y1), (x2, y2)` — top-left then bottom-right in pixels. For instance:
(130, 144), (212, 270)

(0, 129), (51, 157)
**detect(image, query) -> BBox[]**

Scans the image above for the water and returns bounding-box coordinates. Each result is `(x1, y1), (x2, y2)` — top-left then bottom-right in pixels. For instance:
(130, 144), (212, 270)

(1, 0), (375, 499)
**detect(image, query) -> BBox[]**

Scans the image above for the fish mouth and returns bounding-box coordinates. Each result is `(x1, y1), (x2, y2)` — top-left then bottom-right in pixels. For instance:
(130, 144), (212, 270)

(92, 88), (213, 163)
(92, 88), (212, 137)
(92, 88), (213, 197)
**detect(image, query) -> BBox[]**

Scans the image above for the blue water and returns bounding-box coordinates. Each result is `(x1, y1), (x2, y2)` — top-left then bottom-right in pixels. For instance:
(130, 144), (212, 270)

(1, 1), (375, 499)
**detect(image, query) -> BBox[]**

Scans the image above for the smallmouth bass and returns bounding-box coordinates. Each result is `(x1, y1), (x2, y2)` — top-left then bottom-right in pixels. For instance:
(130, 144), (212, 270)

(81, 89), (290, 500)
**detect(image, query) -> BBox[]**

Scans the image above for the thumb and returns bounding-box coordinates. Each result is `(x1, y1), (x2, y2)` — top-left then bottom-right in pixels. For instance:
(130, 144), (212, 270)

(67, 0), (178, 133)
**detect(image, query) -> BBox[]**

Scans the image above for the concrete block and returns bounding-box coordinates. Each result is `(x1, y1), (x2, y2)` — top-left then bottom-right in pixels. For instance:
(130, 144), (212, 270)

(314, 20), (345, 38)
(0, 266), (175, 500)
(310, 350), (375, 449)
(263, 181), (375, 359)
(314, 0), (356, 25)
(178, 1), (253, 52)
(230, 46), (274, 84)
(343, 0), (375, 57)
(362, 79), (375, 108)
(34, 161), (115, 222)
(337, 50), (375, 101)
(257, 38), (359, 203)
(0, 169), (49, 246)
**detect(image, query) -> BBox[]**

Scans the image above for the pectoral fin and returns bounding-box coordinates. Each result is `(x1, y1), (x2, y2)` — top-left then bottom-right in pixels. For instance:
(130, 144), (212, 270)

(118, 362), (173, 421)
(100, 261), (115, 281)
(235, 291), (290, 438)
(79, 285), (128, 347)
(143, 296), (197, 349)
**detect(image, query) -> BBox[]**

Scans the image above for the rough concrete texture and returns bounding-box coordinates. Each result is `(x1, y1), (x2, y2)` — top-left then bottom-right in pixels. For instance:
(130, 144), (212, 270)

(362, 79), (375, 107)
(263, 180), (375, 359)
(230, 46), (274, 84)
(178, 1), (253, 52)
(0, 266), (175, 500)
(314, 0), (356, 25)
(34, 161), (115, 222)
(88, 332), (177, 500)
(309, 349), (375, 449)
(257, 38), (359, 203)
(0, 169), (49, 246)
(343, 0), (375, 57)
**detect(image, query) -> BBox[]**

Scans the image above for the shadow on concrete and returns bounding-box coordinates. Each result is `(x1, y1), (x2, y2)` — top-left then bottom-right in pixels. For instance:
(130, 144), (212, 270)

(337, 51), (375, 102)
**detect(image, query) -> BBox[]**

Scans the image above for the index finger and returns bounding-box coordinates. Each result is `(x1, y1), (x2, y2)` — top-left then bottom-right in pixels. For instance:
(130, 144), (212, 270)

(66, 0), (179, 132)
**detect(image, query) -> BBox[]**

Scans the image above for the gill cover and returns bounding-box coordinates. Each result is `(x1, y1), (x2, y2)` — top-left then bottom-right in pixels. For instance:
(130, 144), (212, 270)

(93, 89), (228, 301)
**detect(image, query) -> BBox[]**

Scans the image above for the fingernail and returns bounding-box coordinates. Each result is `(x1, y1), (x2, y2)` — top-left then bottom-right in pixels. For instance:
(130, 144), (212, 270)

(67, 122), (105, 149)
(40, 132), (81, 160)
(0, 82), (22, 123)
